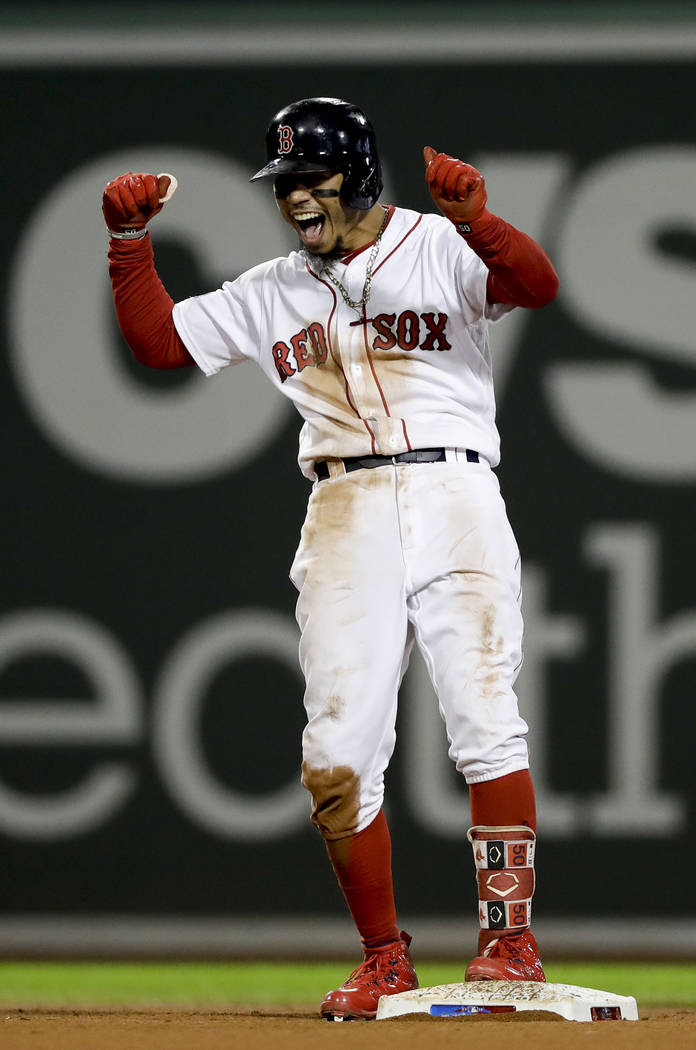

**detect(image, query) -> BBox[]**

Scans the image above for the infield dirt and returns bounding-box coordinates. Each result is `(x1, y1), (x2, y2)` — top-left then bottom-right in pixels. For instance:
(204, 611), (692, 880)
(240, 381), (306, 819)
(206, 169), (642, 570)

(2, 1006), (695, 1049)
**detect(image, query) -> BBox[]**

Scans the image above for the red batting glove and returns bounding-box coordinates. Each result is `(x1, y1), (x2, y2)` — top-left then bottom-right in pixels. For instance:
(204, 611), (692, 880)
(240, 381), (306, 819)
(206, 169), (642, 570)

(102, 172), (172, 232)
(423, 147), (489, 230)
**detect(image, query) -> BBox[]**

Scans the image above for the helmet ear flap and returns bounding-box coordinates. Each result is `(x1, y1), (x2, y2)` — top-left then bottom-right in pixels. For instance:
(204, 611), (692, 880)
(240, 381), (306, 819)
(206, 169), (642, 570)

(343, 156), (383, 211)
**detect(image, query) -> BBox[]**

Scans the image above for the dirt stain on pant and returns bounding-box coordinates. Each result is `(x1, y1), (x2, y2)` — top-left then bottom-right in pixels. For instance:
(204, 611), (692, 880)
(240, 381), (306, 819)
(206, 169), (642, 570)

(326, 694), (345, 720)
(301, 763), (360, 840)
(480, 602), (505, 699)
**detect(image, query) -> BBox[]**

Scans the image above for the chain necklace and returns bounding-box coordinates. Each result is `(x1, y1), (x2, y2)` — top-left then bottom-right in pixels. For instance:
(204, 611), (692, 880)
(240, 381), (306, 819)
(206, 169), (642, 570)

(319, 207), (389, 315)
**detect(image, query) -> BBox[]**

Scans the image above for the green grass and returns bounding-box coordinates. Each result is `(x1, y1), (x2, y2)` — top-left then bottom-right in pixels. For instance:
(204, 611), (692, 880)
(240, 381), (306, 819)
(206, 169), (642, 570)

(0, 961), (695, 1009)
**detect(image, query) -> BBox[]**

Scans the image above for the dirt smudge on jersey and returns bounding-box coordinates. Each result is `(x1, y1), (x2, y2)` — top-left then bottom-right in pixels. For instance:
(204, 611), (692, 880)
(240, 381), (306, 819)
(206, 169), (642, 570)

(368, 350), (415, 380)
(295, 359), (362, 426)
(301, 762), (360, 839)
(293, 331), (375, 442)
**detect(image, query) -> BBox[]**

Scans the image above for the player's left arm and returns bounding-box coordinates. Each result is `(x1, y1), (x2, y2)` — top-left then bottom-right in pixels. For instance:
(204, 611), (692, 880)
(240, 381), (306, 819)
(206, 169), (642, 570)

(423, 147), (559, 310)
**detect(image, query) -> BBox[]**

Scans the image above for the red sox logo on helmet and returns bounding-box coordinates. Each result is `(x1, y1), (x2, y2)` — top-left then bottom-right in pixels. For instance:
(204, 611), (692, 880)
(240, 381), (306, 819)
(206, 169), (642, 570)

(278, 126), (294, 155)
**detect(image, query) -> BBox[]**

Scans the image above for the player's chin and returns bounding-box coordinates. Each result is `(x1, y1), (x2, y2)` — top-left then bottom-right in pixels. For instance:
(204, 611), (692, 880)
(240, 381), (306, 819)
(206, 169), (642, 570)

(305, 234), (345, 261)
(299, 233), (334, 257)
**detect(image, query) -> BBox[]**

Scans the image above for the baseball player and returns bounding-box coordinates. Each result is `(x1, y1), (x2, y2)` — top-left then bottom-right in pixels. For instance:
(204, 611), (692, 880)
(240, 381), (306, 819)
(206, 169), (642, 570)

(103, 97), (558, 1021)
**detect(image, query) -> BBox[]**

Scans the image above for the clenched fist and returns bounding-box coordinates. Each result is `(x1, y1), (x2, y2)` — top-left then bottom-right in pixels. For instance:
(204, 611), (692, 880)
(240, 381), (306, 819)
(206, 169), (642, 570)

(102, 172), (175, 232)
(423, 147), (488, 229)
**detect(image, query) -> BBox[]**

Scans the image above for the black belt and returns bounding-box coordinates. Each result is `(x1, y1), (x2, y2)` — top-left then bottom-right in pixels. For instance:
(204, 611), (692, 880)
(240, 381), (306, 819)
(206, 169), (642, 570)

(314, 447), (479, 481)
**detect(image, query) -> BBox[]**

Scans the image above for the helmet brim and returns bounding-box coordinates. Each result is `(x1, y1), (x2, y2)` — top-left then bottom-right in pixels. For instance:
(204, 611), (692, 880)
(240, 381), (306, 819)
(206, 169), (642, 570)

(249, 157), (336, 182)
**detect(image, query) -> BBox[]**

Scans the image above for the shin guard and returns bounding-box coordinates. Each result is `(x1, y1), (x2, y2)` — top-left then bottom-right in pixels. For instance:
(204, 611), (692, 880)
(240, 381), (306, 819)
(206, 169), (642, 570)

(468, 825), (536, 936)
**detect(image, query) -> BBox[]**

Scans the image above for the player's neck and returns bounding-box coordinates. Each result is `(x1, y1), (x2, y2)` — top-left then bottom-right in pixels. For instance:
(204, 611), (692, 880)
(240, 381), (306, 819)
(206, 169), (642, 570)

(341, 203), (388, 253)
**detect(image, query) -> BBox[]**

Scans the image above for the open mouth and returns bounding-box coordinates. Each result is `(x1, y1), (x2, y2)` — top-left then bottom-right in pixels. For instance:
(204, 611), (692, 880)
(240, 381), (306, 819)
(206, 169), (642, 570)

(294, 211), (326, 248)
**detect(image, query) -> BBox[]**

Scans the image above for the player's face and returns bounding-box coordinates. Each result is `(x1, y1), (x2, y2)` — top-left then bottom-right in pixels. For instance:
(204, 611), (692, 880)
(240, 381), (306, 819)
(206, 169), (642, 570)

(274, 171), (359, 256)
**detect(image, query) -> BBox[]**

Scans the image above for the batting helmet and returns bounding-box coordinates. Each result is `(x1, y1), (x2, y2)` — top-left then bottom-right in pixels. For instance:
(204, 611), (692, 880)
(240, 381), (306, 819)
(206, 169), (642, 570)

(250, 97), (383, 210)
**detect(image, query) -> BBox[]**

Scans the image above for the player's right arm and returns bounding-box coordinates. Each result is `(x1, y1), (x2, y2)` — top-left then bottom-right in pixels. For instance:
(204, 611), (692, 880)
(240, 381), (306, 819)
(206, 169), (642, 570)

(103, 172), (194, 369)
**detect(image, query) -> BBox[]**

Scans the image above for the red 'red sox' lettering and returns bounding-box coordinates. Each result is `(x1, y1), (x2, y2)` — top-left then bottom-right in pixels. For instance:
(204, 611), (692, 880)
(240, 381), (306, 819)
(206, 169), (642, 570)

(397, 310), (420, 350)
(291, 329), (313, 372)
(420, 312), (452, 351)
(372, 311), (451, 352)
(272, 322), (329, 382)
(372, 313), (397, 351)
(308, 321), (328, 365)
(272, 339), (294, 381)
(272, 312), (450, 382)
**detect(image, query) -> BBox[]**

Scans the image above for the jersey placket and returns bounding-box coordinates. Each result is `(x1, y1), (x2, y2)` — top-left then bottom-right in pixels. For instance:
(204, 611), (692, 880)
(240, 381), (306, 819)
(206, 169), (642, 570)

(332, 258), (391, 453)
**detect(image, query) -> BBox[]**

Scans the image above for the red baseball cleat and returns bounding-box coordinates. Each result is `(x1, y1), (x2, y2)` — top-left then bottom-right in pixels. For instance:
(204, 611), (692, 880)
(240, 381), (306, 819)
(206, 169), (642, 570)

(320, 931), (419, 1020)
(465, 930), (546, 982)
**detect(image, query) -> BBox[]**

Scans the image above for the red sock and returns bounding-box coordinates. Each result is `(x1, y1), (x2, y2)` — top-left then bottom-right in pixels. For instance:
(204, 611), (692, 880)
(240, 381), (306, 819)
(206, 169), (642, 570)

(469, 769), (537, 833)
(325, 809), (399, 950)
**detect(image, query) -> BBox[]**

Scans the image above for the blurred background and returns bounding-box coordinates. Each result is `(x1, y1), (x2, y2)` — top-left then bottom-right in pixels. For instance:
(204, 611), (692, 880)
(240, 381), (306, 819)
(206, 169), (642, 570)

(1, 0), (696, 962)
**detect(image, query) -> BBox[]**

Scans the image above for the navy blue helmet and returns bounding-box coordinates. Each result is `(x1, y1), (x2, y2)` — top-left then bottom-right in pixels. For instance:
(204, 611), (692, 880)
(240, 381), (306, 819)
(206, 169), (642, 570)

(250, 97), (383, 210)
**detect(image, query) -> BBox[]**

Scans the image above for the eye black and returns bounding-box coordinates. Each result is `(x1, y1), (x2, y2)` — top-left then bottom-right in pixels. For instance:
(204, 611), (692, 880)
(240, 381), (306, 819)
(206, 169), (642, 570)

(274, 172), (335, 198)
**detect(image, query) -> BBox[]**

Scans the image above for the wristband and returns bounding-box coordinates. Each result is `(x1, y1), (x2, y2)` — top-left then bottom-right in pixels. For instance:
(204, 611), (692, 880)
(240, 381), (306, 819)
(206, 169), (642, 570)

(107, 226), (148, 241)
(451, 208), (495, 238)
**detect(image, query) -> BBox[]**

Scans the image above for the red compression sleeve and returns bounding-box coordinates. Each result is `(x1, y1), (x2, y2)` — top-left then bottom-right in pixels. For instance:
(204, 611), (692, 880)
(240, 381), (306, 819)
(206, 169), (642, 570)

(458, 212), (559, 310)
(107, 234), (195, 369)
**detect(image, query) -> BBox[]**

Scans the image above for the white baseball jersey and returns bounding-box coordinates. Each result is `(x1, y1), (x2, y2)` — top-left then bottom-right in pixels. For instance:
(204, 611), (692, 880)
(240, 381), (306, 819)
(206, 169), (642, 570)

(171, 201), (529, 828)
(172, 205), (512, 478)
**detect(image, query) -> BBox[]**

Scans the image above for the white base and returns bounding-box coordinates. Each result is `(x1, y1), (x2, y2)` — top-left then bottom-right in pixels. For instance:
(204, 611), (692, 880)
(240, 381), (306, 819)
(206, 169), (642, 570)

(375, 981), (639, 1022)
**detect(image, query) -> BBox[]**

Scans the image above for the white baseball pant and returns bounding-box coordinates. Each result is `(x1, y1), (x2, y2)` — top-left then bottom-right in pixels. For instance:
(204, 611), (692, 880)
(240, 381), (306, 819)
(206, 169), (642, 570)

(290, 457), (529, 840)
